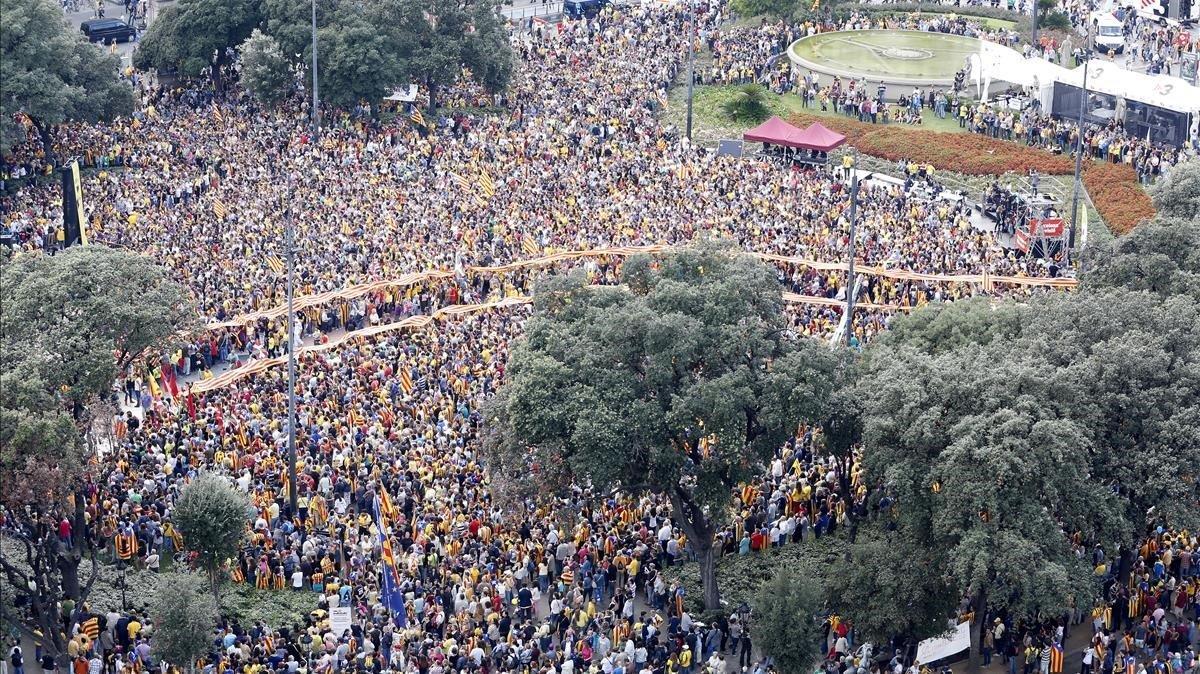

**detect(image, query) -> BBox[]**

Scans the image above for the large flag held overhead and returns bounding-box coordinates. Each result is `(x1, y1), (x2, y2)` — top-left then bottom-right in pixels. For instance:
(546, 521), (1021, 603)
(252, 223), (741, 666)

(373, 500), (408, 627)
(379, 488), (399, 525)
(478, 171), (496, 198)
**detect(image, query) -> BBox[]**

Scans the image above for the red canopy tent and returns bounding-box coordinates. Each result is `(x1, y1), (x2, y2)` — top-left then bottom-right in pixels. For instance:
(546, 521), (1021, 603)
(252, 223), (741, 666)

(742, 116), (807, 148)
(790, 122), (846, 152)
(742, 117), (847, 152)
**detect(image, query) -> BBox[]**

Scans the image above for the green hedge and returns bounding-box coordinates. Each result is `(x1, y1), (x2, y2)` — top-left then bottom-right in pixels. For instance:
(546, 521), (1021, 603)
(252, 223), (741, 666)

(838, 2), (1024, 21)
(663, 536), (842, 619)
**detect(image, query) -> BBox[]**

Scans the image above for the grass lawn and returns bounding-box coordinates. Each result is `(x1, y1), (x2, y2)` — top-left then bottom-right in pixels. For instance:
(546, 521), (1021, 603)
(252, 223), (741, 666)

(663, 83), (964, 146)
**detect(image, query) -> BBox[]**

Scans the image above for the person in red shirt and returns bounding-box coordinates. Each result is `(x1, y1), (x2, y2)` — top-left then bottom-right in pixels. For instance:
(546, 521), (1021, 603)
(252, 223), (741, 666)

(58, 517), (72, 548)
(749, 530), (765, 551)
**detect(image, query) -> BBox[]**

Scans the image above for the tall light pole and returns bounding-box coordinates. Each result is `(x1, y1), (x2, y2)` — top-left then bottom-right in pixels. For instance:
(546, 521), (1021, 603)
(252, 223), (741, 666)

(843, 154), (861, 347)
(311, 0), (320, 137)
(685, 0), (696, 140)
(1031, 0), (1039, 52)
(1068, 35), (1091, 254)
(285, 208), (298, 516)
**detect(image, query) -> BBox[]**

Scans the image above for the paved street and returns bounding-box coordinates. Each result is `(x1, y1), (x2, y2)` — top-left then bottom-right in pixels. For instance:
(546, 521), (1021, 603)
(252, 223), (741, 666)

(63, 0), (158, 67)
(500, 0), (563, 21)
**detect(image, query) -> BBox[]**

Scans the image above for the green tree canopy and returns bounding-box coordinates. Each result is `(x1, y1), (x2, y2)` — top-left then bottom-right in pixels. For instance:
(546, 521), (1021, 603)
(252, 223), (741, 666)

(484, 241), (839, 610)
(0, 0), (134, 156)
(1081, 216), (1200, 302)
(1, 246), (198, 416)
(845, 287), (1200, 659)
(373, 0), (514, 110)
(263, 0), (334, 64)
(754, 569), (825, 674)
(729, 0), (802, 19)
(173, 473), (251, 600)
(0, 247), (195, 667)
(1149, 159), (1200, 220)
(150, 575), (219, 668)
(134, 0), (263, 89)
(240, 29), (293, 107)
(315, 9), (405, 110)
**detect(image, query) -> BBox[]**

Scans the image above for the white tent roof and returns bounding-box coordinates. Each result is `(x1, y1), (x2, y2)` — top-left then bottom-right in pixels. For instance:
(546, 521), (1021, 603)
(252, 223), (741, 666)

(979, 42), (1069, 88)
(1060, 62), (1200, 113)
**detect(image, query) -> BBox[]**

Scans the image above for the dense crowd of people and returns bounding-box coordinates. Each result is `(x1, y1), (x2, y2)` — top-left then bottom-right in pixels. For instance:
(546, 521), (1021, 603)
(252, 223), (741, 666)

(2, 2), (1195, 674)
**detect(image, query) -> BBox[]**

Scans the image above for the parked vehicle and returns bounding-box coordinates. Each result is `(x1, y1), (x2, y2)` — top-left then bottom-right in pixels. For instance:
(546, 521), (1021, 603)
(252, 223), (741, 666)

(80, 19), (136, 44)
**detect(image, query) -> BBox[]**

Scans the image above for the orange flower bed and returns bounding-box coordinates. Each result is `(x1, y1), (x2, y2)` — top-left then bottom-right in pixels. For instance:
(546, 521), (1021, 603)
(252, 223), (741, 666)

(787, 113), (1158, 232)
(788, 113), (1074, 175)
(1082, 162), (1156, 235)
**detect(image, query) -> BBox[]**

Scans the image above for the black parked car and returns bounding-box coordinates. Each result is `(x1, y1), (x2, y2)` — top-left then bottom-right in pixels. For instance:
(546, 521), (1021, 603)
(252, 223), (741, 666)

(80, 19), (136, 44)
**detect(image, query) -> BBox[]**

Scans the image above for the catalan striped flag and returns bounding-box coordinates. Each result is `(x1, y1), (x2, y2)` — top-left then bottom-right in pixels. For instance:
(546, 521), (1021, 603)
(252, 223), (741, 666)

(522, 235), (540, 256)
(409, 108), (426, 128)
(265, 255), (285, 275)
(1049, 643), (1064, 674)
(399, 368), (414, 394)
(450, 172), (472, 193)
(379, 488), (399, 527)
(236, 427), (249, 449)
(1128, 591), (1142, 618)
(212, 198), (228, 220)
(478, 171), (496, 198)
(212, 107), (225, 123)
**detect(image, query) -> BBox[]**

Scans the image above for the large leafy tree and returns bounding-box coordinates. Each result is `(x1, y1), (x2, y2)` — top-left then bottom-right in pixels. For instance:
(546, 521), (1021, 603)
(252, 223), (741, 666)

(0, 247), (195, 668)
(1081, 216), (1200, 302)
(263, 0), (334, 64)
(1, 246), (198, 417)
(150, 575), (219, 668)
(134, 0), (263, 90)
(239, 29), (293, 107)
(1149, 159), (1199, 220)
(484, 241), (838, 610)
(373, 0), (514, 111)
(847, 288), (1200, 665)
(754, 569), (825, 674)
(315, 9), (405, 110)
(173, 474), (251, 601)
(0, 0), (134, 157)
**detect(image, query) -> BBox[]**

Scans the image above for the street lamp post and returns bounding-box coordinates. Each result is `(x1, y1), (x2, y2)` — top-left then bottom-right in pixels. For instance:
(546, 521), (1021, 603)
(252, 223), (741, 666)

(843, 155), (861, 348)
(285, 210), (298, 517)
(118, 562), (128, 611)
(685, 0), (696, 140)
(1031, 0), (1039, 52)
(1068, 41), (1091, 253)
(311, 0), (320, 137)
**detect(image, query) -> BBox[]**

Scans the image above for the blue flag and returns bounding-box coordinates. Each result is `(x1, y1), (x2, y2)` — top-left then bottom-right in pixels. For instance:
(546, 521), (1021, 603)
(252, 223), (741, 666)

(373, 499), (408, 628)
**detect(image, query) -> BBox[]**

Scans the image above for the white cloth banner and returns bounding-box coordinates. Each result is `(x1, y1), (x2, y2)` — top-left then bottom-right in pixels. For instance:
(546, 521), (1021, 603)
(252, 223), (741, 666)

(915, 621), (972, 665)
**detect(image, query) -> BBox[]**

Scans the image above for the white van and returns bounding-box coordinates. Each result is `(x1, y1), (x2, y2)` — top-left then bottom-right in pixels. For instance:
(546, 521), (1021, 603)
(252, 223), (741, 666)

(1091, 12), (1126, 53)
